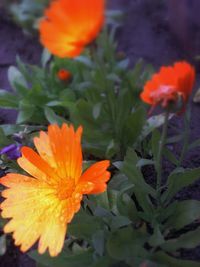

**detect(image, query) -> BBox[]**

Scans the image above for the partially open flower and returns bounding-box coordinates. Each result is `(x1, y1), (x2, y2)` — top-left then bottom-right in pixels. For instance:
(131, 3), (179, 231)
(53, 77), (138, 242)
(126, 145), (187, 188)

(0, 124), (110, 257)
(57, 69), (71, 81)
(39, 0), (105, 58)
(140, 61), (195, 112)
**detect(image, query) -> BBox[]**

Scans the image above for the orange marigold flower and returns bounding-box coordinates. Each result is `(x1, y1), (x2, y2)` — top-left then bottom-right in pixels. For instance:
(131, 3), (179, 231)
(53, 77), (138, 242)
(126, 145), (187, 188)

(140, 61), (195, 110)
(0, 124), (110, 257)
(57, 69), (71, 81)
(39, 0), (105, 58)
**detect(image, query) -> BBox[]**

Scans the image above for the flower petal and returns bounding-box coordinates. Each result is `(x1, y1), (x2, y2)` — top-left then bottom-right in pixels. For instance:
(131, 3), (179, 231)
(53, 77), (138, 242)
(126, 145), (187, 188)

(0, 174), (75, 256)
(47, 124), (83, 183)
(79, 160), (110, 194)
(39, 0), (104, 58)
(17, 147), (59, 184)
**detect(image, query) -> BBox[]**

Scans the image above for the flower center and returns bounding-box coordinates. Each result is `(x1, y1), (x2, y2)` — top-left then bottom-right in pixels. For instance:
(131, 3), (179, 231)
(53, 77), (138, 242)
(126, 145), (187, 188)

(150, 85), (178, 107)
(57, 178), (76, 200)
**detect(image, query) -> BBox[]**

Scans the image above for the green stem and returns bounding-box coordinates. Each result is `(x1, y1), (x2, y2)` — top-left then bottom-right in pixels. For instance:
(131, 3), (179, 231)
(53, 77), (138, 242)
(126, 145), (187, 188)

(178, 111), (190, 167)
(156, 111), (169, 204)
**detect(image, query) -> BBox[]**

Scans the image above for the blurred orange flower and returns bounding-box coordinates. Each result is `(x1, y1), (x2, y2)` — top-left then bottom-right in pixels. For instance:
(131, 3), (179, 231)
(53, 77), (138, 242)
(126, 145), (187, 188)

(0, 124), (110, 257)
(57, 69), (71, 81)
(39, 0), (105, 58)
(140, 61), (195, 110)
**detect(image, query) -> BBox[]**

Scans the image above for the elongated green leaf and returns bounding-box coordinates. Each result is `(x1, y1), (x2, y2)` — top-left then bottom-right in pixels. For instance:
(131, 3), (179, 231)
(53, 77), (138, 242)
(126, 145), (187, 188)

(8, 66), (27, 91)
(44, 107), (68, 125)
(161, 227), (200, 252)
(117, 192), (139, 222)
(122, 149), (155, 217)
(0, 90), (18, 109)
(124, 107), (146, 146)
(41, 49), (51, 67)
(141, 113), (173, 141)
(163, 147), (179, 166)
(17, 104), (35, 123)
(92, 230), (105, 256)
(164, 200), (200, 229)
(162, 168), (200, 203)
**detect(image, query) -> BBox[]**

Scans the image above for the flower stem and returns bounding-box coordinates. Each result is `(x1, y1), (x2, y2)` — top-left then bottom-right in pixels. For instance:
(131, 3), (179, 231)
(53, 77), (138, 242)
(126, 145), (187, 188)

(156, 111), (169, 204)
(178, 110), (190, 167)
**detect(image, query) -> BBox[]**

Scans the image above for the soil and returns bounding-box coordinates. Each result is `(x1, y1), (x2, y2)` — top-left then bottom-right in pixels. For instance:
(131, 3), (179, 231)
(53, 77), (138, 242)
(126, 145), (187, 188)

(1, 0), (200, 266)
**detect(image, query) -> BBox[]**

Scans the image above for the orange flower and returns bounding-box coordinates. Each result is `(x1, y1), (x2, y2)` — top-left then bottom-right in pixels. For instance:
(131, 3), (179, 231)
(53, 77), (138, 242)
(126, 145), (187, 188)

(57, 69), (71, 81)
(39, 0), (105, 58)
(140, 61), (195, 110)
(0, 124), (110, 257)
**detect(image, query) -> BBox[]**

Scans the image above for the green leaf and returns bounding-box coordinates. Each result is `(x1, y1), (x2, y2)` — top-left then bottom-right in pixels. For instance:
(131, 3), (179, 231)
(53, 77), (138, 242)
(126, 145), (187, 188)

(0, 90), (18, 109)
(164, 200), (200, 230)
(8, 66), (27, 91)
(44, 107), (68, 125)
(116, 58), (130, 70)
(41, 48), (51, 67)
(92, 230), (105, 256)
(93, 103), (102, 120)
(75, 56), (94, 68)
(117, 191), (139, 222)
(142, 113), (173, 141)
(30, 249), (94, 267)
(124, 107), (146, 146)
(0, 124), (43, 136)
(152, 251), (200, 267)
(162, 168), (200, 203)
(59, 89), (76, 102)
(136, 159), (154, 168)
(151, 129), (161, 164)
(106, 226), (147, 261)
(68, 210), (102, 240)
(110, 215), (132, 230)
(122, 149), (155, 216)
(106, 139), (117, 158)
(161, 227), (200, 252)
(0, 128), (10, 147)
(149, 225), (165, 247)
(95, 191), (110, 210)
(163, 147), (179, 166)
(17, 101), (35, 123)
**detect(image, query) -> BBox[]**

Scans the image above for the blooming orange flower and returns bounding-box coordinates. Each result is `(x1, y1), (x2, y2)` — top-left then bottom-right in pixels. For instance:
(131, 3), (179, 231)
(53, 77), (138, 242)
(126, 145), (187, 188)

(140, 61), (195, 110)
(57, 69), (71, 81)
(39, 0), (105, 58)
(0, 124), (110, 257)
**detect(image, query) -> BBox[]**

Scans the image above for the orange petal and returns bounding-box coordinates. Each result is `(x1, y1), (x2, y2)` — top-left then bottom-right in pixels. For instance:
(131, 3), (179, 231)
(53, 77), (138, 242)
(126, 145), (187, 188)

(39, 0), (104, 58)
(17, 147), (59, 184)
(79, 160), (110, 194)
(34, 131), (56, 169)
(47, 124), (83, 183)
(140, 61), (195, 108)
